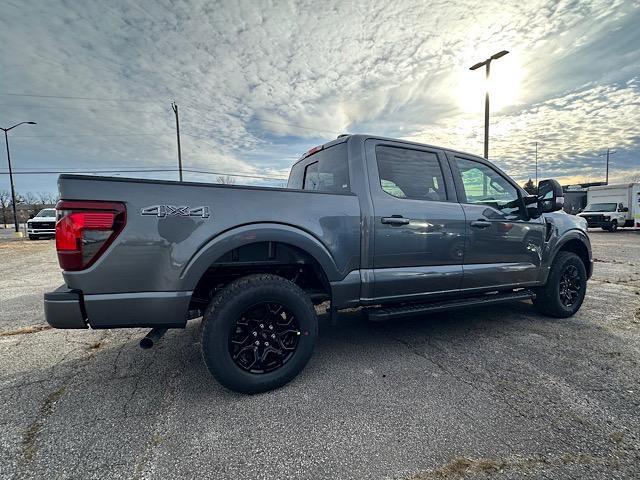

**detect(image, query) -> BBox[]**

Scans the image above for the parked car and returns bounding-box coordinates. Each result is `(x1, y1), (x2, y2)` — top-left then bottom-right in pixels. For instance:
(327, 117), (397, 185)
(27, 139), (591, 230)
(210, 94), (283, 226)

(44, 134), (593, 393)
(577, 183), (640, 231)
(27, 208), (56, 240)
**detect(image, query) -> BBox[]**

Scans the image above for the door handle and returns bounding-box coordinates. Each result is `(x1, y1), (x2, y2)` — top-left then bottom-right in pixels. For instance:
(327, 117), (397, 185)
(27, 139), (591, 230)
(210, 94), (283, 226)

(470, 220), (491, 229)
(381, 216), (410, 225)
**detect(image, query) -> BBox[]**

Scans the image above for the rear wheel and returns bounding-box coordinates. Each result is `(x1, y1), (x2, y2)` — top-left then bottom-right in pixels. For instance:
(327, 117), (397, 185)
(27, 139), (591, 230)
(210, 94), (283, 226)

(201, 274), (318, 394)
(534, 251), (587, 318)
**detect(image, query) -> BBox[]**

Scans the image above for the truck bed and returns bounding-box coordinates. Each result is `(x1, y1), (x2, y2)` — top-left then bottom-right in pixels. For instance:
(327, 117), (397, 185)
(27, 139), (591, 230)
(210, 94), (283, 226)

(58, 175), (361, 296)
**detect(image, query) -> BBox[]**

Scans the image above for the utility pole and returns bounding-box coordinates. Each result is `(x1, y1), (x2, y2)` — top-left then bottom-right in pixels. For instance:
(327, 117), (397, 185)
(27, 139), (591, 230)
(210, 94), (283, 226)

(469, 50), (509, 159)
(606, 148), (615, 185)
(600, 149), (616, 185)
(171, 102), (183, 182)
(2, 121), (37, 232)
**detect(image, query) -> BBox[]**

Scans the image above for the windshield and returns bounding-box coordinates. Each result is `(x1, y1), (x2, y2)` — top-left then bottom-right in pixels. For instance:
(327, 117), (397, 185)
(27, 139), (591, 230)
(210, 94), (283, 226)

(36, 209), (56, 217)
(584, 203), (617, 212)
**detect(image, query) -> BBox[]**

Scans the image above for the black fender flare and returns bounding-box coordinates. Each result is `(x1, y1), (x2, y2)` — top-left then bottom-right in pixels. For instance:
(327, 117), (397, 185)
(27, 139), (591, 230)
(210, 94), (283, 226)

(180, 223), (342, 290)
(542, 229), (593, 282)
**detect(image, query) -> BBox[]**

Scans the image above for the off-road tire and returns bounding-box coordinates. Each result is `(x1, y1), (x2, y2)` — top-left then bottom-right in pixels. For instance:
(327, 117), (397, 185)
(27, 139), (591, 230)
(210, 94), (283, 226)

(201, 274), (318, 394)
(533, 251), (587, 318)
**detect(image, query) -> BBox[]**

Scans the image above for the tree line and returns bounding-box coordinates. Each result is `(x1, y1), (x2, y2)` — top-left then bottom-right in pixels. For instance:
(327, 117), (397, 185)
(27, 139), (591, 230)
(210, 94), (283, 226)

(0, 191), (57, 228)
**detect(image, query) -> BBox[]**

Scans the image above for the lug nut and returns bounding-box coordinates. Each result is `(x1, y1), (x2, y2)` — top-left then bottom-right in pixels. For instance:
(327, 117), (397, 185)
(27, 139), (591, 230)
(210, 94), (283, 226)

(254, 341), (260, 346)
(269, 325), (274, 330)
(265, 342), (269, 347)
(259, 324), (264, 329)
(252, 331), (257, 336)
(271, 334), (276, 339)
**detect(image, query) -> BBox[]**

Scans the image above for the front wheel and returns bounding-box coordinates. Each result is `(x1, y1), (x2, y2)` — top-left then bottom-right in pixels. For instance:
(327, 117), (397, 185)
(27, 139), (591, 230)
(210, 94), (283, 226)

(608, 220), (618, 232)
(533, 251), (587, 318)
(201, 274), (318, 394)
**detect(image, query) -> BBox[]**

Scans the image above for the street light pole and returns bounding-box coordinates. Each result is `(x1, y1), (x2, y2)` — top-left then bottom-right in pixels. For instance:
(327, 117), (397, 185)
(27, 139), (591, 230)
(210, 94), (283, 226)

(470, 50), (509, 159)
(171, 102), (183, 182)
(1, 121), (37, 232)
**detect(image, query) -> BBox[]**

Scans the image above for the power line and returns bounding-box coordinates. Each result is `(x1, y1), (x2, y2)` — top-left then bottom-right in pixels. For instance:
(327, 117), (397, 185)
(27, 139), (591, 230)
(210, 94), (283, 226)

(0, 93), (159, 103)
(12, 132), (168, 138)
(0, 103), (162, 113)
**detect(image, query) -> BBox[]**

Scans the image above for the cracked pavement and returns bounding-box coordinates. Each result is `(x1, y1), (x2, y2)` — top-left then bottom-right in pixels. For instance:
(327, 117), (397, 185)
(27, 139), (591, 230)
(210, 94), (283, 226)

(1, 230), (639, 479)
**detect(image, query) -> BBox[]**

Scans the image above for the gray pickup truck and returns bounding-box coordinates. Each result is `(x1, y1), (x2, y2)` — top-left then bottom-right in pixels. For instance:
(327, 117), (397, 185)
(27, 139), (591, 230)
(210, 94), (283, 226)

(45, 134), (592, 393)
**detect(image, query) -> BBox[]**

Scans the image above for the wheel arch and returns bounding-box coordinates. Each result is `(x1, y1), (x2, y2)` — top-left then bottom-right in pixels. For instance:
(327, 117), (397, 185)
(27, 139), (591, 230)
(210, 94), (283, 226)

(181, 223), (341, 309)
(551, 231), (593, 279)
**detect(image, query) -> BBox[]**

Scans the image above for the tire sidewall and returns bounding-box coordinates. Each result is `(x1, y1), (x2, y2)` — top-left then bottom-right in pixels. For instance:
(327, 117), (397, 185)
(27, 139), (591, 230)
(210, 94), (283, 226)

(550, 254), (587, 316)
(201, 278), (317, 393)
(610, 221), (617, 232)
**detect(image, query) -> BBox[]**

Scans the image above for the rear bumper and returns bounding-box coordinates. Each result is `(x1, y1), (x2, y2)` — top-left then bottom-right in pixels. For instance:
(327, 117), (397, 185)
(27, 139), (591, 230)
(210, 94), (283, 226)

(44, 286), (88, 329)
(44, 286), (192, 329)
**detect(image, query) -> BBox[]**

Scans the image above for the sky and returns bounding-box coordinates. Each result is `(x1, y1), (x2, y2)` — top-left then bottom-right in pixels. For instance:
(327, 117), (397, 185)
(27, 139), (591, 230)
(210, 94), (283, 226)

(1, 0), (639, 197)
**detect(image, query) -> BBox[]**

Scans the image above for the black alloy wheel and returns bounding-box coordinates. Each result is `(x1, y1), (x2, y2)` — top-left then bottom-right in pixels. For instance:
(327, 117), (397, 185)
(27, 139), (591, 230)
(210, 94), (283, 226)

(558, 264), (581, 307)
(201, 274), (318, 394)
(229, 302), (300, 374)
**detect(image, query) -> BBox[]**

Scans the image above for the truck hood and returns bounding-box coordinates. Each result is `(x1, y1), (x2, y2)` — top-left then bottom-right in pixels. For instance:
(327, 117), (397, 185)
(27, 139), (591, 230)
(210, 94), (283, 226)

(545, 210), (588, 233)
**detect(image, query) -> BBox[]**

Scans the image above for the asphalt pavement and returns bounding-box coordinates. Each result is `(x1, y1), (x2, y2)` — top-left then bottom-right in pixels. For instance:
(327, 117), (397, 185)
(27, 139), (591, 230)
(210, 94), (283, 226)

(1, 231), (639, 479)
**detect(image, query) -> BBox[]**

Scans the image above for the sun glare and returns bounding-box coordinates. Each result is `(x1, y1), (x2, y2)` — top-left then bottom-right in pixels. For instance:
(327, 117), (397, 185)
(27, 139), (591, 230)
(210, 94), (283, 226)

(456, 54), (524, 113)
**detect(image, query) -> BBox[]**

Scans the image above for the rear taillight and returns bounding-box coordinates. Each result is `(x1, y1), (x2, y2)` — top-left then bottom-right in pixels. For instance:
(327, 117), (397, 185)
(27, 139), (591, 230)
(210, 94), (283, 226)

(55, 200), (126, 271)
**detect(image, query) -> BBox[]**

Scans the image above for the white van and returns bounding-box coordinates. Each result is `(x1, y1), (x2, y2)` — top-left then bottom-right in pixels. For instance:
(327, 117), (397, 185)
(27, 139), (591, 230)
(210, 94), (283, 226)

(577, 183), (640, 231)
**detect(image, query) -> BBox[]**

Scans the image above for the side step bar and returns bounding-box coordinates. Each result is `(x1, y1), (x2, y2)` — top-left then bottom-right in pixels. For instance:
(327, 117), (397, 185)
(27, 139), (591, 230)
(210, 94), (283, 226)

(366, 290), (535, 322)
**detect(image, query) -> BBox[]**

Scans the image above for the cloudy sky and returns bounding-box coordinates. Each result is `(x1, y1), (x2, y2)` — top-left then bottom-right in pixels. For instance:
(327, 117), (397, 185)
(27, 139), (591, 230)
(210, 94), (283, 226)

(1, 0), (639, 196)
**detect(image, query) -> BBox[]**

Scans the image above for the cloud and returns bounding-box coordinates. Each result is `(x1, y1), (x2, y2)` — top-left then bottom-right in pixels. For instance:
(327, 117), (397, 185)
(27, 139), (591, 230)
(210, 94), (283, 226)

(0, 0), (639, 195)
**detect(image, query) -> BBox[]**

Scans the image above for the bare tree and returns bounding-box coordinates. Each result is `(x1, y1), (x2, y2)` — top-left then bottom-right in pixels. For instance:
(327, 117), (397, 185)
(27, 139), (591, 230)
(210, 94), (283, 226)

(19, 192), (39, 218)
(0, 191), (10, 228)
(216, 175), (236, 185)
(37, 191), (56, 207)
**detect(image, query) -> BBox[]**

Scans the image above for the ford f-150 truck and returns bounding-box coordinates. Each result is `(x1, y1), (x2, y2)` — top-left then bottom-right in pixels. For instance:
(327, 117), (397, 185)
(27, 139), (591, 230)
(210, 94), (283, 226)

(44, 134), (593, 393)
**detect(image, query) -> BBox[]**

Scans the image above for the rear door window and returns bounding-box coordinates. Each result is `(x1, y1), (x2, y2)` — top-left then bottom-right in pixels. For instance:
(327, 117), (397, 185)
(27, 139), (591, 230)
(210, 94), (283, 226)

(301, 143), (350, 193)
(375, 146), (447, 201)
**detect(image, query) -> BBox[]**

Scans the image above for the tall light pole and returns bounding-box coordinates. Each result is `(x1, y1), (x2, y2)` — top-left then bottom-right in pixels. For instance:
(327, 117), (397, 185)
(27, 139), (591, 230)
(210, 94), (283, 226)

(171, 101), (183, 182)
(469, 50), (509, 159)
(2, 121), (37, 232)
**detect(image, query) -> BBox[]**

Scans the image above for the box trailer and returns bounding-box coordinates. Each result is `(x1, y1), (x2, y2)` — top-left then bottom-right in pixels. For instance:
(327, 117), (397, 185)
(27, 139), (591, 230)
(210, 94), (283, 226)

(577, 183), (640, 231)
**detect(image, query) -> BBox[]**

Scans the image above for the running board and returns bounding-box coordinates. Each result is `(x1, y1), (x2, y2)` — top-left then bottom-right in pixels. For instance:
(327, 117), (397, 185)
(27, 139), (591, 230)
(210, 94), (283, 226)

(365, 290), (535, 322)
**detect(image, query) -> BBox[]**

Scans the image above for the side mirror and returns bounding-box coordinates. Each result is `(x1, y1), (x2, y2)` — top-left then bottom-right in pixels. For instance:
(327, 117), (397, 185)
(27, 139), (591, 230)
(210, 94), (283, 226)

(538, 179), (564, 213)
(621, 207), (629, 213)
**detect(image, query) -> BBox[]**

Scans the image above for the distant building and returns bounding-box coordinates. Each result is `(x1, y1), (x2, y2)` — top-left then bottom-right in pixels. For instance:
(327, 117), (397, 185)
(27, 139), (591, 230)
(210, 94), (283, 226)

(562, 182), (607, 214)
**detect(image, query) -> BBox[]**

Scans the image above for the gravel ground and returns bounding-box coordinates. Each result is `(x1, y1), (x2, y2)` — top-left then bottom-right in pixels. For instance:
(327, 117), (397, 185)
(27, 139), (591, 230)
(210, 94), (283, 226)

(0, 231), (639, 479)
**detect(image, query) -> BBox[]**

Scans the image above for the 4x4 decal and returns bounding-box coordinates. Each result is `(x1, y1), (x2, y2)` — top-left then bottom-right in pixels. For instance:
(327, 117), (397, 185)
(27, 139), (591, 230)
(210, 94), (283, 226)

(141, 205), (210, 218)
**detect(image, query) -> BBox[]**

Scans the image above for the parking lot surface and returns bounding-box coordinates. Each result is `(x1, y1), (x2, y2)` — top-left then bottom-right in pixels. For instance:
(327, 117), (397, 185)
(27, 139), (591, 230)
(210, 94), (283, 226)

(1, 230), (639, 479)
